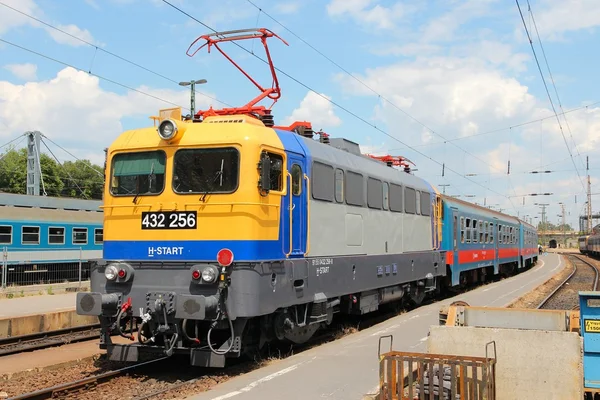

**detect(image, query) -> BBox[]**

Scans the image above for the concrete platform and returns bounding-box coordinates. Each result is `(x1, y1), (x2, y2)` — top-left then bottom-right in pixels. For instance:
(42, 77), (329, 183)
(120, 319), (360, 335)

(0, 292), (96, 338)
(185, 253), (564, 400)
(0, 293), (76, 318)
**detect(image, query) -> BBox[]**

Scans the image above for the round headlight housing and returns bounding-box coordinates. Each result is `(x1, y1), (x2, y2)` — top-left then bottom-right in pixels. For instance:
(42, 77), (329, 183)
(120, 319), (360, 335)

(158, 119), (177, 140)
(201, 267), (217, 283)
(105, 265), (118, 281)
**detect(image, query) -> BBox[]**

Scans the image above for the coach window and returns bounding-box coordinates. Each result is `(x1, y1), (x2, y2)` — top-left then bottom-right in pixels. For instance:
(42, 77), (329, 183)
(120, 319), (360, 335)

(498, 225), (502, 244)
(312, 162), (334, 202)
(94, 228), (104, 244)
(73, 228), (88, 245)
(480, 221), (485, 243)
(334, 168), (344, 203)
(111, 150), (166, 196)
(472, 220), (478, 243)
(466, 218), (471, 243)
(382, 183), (389, 210)
(345, 171), (364, 206)
(22, 226), (40, 245)
(404, 187), (417, 214)
(0, 226), (11, 244)
(291, 164), (302, 196)
(367, 178), (383, 209)
(484, 221), (489, 243)
(173, 148), (240, 194)
(48, 227), (65, 245)
(489, 222), (494, 243)
(460, 217), (465, 243)
(389, 183), (403, 213)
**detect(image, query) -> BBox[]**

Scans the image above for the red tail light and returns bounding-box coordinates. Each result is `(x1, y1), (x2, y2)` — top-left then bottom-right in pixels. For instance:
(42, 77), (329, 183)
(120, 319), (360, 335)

(192, 270), (201, 280)
(118, 269), (126, 278)
(217, 248), (234, 267)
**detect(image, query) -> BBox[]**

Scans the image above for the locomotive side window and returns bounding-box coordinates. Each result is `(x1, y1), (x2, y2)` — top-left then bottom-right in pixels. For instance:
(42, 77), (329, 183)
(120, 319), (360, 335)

(22, 226), (40, 245)
(367, 178), (383, 209)
(389, 183), (403, 212)
(382, 182), (389, 210)
(111, 150), (166, 196)
(312, 161), (334, 202)
(291, 164), (302, 196)
(345, 171), (364, 207)
(173, 148), (240, 194)
(420, 191), (431, 216)
(48, 227), (65, 245)
(0, 225), (11, 244)
(404, 187), (416, 214)
(334, 168), (344, 203)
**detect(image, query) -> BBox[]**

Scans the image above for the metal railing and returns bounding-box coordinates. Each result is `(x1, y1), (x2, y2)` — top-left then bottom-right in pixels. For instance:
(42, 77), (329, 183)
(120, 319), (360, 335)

(377, 335), (496, 400)
(1, 246), (95, 288)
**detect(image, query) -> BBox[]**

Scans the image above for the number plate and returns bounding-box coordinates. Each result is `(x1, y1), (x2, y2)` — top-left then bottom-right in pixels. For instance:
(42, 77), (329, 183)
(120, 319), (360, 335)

(141, 211), (197, 230)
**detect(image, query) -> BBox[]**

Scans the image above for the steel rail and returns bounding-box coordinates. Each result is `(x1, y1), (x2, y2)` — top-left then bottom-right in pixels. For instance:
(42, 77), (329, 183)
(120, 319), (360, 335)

(8, 356), (169, 400)
(536, 254), (598, 309)
(0, 324), (101, 357)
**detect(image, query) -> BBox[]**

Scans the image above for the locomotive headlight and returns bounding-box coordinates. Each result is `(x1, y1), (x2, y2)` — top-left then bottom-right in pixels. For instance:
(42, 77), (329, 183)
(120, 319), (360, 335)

(104, 265), (118, 281)
(157, 119), (177, 140)
(201, 266), (218, 283)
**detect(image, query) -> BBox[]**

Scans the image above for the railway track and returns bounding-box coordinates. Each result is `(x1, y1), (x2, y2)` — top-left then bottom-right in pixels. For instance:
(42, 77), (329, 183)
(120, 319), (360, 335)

(0, 324), (101, 357)
(537, 254), (599, 310)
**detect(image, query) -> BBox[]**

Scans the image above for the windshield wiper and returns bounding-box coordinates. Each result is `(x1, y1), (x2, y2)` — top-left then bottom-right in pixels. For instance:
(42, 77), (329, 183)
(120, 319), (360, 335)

(200, 166), (225, 202)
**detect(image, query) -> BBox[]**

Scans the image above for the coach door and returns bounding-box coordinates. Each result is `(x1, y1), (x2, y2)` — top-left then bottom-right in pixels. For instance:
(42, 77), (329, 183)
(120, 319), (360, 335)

(284, 152), (307, 258)
(452, 210), (459, 267)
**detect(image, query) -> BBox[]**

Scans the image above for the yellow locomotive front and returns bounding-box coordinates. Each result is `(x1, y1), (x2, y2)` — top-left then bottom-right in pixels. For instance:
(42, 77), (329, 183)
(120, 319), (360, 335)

(76, 109), (302, 366)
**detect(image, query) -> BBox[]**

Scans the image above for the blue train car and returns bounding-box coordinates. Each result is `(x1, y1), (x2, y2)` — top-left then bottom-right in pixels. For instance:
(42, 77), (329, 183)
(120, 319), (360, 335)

(440, 195), (537, 286)
(0, 193), (103, 285)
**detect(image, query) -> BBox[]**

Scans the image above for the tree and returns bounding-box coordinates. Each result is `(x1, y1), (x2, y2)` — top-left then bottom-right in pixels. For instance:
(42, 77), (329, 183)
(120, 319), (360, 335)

(0, 147), (103, 200)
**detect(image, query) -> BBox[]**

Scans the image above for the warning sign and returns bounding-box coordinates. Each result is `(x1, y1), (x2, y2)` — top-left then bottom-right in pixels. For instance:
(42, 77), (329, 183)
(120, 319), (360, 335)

(584, 319), (600, 333)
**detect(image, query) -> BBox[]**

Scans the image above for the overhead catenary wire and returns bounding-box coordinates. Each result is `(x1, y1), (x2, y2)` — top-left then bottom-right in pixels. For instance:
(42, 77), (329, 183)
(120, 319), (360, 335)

(244, 0), (523, 207)
(41, 134), (104, 178)
(0, 1), (231, 108)
(41, 138), (90, 199)
(515, 0), (585, 192)
(161, 0), (520, 212)
(0, 38), (189, 113)
(526, 0), (585, 172)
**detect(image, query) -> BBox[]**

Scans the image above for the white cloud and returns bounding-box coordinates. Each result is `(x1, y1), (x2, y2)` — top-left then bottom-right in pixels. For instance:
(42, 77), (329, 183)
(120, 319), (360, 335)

(0, 67), (215, 160)
(530, 0), (600, 40)
(0, 0), (98, 47)
(275, 2), (301, 14)
(47, 24), (96, 47)
(282, 91), (342, 129)
(4, 63), (37, 80)
(326, 0), (416, 30)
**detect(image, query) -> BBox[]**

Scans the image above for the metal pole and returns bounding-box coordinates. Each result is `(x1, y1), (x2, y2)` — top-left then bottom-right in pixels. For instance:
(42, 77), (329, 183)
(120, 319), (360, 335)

(190, 81), (196, 118)
(78, 247), (82, 288)
(2, 246), (7, 289)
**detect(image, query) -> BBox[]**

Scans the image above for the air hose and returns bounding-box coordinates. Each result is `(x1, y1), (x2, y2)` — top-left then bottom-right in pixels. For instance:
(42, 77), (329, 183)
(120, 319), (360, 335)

(207, 301), (235, 355)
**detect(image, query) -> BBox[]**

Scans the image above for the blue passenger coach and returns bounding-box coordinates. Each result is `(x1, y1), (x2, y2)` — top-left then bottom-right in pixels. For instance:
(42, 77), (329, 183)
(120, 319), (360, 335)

(0, 193), (103, 285)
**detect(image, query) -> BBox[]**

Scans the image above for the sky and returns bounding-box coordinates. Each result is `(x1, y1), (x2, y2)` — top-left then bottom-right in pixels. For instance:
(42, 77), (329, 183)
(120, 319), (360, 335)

(1, 0), (600, 231)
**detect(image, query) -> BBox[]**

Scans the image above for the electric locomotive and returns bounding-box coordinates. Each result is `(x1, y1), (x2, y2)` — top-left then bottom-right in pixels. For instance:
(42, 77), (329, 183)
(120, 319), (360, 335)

(76, 28), (537, 367)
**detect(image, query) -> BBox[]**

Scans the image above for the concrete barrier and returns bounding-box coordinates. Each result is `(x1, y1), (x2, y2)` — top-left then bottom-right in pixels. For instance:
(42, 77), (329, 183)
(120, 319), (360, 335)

(427, 325), (583, 399)
(0, 309), (98, 338)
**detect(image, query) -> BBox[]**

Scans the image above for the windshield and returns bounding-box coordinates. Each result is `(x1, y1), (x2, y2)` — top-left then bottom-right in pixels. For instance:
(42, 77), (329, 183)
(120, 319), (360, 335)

(110, 151), (166, 196)
(173, 148), (239, 194)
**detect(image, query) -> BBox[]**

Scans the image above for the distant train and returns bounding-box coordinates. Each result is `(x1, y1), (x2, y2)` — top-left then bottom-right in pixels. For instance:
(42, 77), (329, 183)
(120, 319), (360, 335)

(0, 193), (103, 285)
(76, 28), (539, 367)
